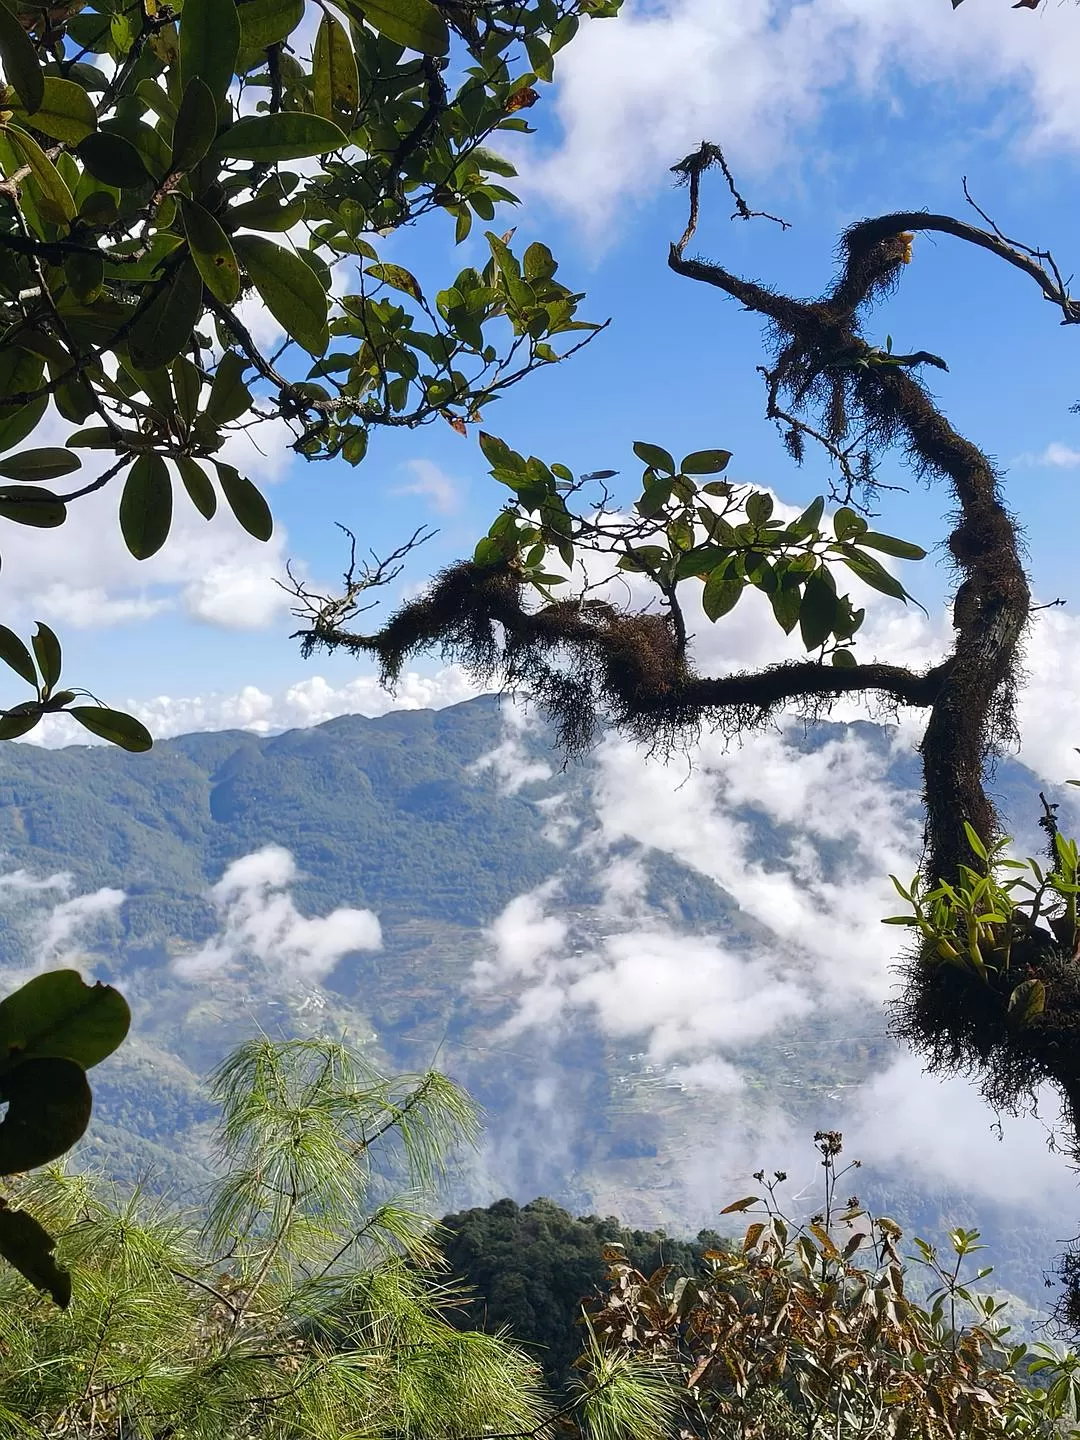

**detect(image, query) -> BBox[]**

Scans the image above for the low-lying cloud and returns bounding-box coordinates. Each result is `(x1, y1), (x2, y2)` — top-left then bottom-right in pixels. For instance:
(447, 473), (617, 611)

(174, 845), (381, 984)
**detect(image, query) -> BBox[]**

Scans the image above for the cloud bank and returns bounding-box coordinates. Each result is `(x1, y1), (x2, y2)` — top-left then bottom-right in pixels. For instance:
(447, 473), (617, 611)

(174, 845), (381, 984)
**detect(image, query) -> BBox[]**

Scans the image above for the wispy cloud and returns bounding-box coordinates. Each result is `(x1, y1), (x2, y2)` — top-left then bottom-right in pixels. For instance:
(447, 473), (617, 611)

(393, 458), (463, 516)
(174, 845), (381, 984)
(1015, 441), (1080, 469)
(525, 0), (1080, 232)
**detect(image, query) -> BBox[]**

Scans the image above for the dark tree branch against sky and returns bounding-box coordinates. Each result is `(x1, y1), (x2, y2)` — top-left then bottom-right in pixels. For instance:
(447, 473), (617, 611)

(294, 140), (1080, 1317)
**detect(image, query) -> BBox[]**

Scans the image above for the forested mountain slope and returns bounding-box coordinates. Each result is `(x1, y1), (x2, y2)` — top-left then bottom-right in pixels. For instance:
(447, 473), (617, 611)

(0, 696), (1065, 1315)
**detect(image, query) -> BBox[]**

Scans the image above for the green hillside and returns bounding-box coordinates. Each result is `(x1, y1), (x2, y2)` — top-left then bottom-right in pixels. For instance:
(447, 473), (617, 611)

(0, 696), (1067, 1319)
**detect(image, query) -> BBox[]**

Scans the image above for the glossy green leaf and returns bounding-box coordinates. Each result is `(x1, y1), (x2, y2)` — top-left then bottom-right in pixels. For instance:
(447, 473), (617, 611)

(799, 570), (838, 650)
(856, 531), (927, 560)
(0, 0), (43, 114)
(171, 356), (201, 427)
(313, 10), (359, 122)
(181, 197), (240, 306)
(0, 970), (130, 1073)
(0, 1201), (71, 1307)
(238, 0), (305, 48)
(346, 0), (449, 55)
(119, 453), (172, 560)
(0, 447), (79, 482)
(0, 625), (36, 686)
(176, 456), (217, 519)
(30, 621), (60, 691)
(227, 193), (305, 231)
(702, 565), (742, 623)
(206, 350), (252, 425)
(171, 77), (217, 172)
(8, 126), (76, 224)
(681, 449), (731, 475)
(215, 112), (348, 162)
(0, 707), (40, 740)
(833, 505), (866, 541)
(633, 441), (675, 475)
(6, 77), (96, 143)
(77, 130), (150, 188)
(180, 0), (240, 102)
(770, 582), (802, 635)
(789, 496), (825, 539)
(68, 706), (153, 751)
(0, 485), (65, 527)
(214, 461), (273, 541)
(128, 258), (202, 372)
(235, 236), (328, 355)
(841, 548), (909, 601)
(0, 1058), (91, 1176)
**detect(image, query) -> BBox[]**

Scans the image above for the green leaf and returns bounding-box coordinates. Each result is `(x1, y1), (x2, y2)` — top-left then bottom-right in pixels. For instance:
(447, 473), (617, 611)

(770, 582), (802, 635)
(206, 350), (252, 425)
(5, 77), (96, 144)
(0, 0), (43, 114)
(181, 0), (240, 103)
(128, 258), (202, 371)
(681, 449), (732, 475)
(832, 505), (866, 541)
(479, 433), (520, 471)
(214, 462), (273, 541)
(313, 10), (358, 122)
(76, 130), (150, 188)
(7, 126), (75, 224)
(0, 447), (79, 482)
(832, 648), (857, 669)
(0, 970), (130, 1074)
(788, 495), (825, 540)
(799, 571), (839, 650)
(1007, 977), (1046, 1026)
(176, 456), (216, 519)
(237, 0), (305, 48)
(841, 548), (908, 602)
(68, 706), (152, 751)
(702, 564), (743, 623)
(171, 355), (201, 426)
(63, 248), (104, 303)
(0, 1057), (92, 1176)
(633, 441), (676, 475)
(30, 621), (60, 691)
(235, 236), (329, 355)
(171, 77), (217, 172)
(181, 197), (240, 306)
(215, 112), (348, 162)
(0, 1201), (71, 1307)
(523, 242), (557, 282)
(119, 452), (172, 560)
(0, 625), (36, 686)
(227, 193), (305, 231)
(0, 485), (65, 527)
(856, 531), (927, 561)
(365, 262), (422, 301)
(745, 490), (774, 525)
(345, 0), (449, 55)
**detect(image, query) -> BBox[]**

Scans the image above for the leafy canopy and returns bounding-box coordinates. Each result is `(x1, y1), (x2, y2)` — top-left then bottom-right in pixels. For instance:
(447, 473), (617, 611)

(0, 0), (617, 1295)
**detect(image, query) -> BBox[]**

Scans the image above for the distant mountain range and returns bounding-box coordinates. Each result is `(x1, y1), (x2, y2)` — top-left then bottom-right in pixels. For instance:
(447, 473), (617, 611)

(0, 695), (1068, 1320)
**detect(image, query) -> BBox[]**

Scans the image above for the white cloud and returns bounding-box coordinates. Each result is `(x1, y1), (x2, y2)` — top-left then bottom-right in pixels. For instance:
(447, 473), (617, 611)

(393, 459), (463, 516)
(846, 1054), (1074, 1212)
(471, 700), (554, 794)
(40, 887), (126, 965)
(23, 668), (480, 748)
(0, 867), (71, 895)
(529, 0), (1080, 230)
(1016, 441), (1080, 469)
(174, 844), (381, 984)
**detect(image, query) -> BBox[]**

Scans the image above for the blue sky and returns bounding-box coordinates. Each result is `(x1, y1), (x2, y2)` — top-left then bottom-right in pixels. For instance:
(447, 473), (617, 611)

(8, 0), (1080, 747)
